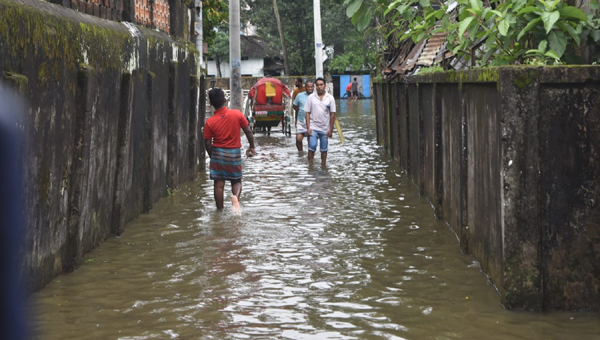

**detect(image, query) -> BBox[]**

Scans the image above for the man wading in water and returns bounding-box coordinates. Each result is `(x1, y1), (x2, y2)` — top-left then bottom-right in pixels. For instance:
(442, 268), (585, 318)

(204, 88), (256, 211)
(304, 77), (336, 168)
(292, 80), (314, 151)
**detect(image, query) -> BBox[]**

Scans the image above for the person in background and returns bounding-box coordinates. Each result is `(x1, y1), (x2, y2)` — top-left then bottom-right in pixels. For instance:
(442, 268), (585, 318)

(351, 77), (359, 101)
(292, 80), (314, 151)
(204, 88), (256, 211)
(304, 77), (336, 168)
(345, 83), (352, 99)
(291, 77), (305, 101)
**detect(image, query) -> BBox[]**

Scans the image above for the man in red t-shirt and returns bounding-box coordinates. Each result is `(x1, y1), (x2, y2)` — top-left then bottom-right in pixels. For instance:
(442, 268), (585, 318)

(204, 88), (256, 210)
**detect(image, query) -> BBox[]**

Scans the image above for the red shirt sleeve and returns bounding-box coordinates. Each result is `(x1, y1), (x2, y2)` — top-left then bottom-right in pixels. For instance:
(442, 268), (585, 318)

(239, 111), (248, 128)
(203, 121), (212, 139)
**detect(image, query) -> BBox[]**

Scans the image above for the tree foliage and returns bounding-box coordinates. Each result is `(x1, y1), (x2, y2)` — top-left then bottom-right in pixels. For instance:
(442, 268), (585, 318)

(345, 0), (600, 66)
(242, 0), (378, 75)
(208, 29), (230, 77)
(202, 0), (229, 45)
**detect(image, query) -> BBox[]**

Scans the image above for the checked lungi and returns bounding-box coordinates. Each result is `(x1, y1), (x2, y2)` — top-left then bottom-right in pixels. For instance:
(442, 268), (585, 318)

(210, 147), (242, 181)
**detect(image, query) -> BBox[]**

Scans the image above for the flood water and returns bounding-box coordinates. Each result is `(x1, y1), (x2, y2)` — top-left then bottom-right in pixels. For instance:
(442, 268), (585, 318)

(30, 100), (599, 339)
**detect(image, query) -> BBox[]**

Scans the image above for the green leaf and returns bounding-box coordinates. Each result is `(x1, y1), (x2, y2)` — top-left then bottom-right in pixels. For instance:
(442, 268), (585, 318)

(539, 0), (551, 10)
(498, 19), (510, 36)
(590, 1), (599, 10)
(485, 32), (497, 50)
(541, 11), (560, 34)
(346, 0), (364, 18)
(490, 9), (502, 17)
(538, 39), (548, 52)
(544, 50), (560, 59)
(392, 4), (408, 16)
(469, 0), (482, 11)
(558, 6), (588, 22)
(591, 30), (600, 42)
(458, 16), (475, 38)
(525, 49), (543, 55)
(425, 10), (439, 21)
(420, 0), (430, 7)
(384, 0), (403, 16)
(517, 6), (538, 15)
(517, 17), (542, 41)
(548, 30), (567, 58)
(512, 0), (528, 12)
(558, 22), (580, 45)
(356, 7), (372, 31)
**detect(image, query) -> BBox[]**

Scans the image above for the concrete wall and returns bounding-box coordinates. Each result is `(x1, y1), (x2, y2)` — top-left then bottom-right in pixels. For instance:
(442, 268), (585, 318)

(374, 66), (600, 311)
(0, 0), (204, 293)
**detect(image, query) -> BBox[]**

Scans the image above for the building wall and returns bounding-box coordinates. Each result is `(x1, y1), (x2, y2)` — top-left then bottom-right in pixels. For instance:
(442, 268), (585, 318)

(207, 58), (265, 78)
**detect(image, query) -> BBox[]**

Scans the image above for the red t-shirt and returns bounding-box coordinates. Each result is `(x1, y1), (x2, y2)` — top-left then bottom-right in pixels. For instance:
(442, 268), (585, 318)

(204, 107), (248, 148)
(346, 83), (352, 91)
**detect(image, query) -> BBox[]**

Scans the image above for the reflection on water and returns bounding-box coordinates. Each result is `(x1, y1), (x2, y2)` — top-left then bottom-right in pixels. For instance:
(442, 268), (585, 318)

(30, 99), (600, 340)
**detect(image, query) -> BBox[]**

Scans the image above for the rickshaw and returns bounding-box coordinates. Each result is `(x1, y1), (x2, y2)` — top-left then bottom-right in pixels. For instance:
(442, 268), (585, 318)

(245, 78), (292, 136)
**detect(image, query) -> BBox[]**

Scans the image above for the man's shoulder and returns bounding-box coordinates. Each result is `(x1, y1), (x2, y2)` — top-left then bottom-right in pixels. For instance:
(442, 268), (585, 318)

(298, 92), (310, 99)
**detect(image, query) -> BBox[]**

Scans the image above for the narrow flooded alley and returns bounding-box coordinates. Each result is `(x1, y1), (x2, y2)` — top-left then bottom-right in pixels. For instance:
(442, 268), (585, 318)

(30, 100), (600, 340)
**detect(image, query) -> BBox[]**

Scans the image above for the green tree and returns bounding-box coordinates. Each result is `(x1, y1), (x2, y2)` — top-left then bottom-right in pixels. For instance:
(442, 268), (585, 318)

(202, 0), (229, 46)
(323, 0), (378, 73)
(243, 0), (377, 75)
(244, 0), (315, 75)
(208, 30), (229, 77)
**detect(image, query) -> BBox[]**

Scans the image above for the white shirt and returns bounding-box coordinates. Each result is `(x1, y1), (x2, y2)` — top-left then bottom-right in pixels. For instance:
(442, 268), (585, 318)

(303, 92), (336, 132)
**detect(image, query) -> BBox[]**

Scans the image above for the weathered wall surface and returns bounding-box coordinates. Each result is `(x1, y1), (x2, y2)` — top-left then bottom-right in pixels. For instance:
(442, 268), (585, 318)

(0, 0), (203, 293)
(374, 66), (600, 311)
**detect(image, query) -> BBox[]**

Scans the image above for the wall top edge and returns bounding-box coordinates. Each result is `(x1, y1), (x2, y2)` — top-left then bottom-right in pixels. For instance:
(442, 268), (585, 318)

(0, 0), (188, 47)
(377, 66), (600, 85)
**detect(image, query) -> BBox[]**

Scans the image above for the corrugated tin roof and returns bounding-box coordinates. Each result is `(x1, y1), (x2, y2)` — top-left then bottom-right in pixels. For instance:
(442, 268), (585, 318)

(416, 32), (448, 66)
(395, 40), (427, 74)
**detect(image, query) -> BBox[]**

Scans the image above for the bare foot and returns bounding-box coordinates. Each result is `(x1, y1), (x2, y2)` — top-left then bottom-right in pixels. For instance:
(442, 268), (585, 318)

(232, 195), (240, 213)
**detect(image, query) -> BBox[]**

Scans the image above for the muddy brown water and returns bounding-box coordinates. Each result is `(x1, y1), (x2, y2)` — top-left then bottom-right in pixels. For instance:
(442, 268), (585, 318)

(30, 100), (600, 339)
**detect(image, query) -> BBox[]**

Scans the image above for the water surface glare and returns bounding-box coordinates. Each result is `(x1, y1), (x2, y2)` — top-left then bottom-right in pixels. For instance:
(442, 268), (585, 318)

(31, 100), (600, 339)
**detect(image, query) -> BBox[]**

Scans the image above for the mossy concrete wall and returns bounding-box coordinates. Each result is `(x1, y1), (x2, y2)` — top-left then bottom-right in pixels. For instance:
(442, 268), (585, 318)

(374, 66), (600, 311)
(0, 0), (204, 293)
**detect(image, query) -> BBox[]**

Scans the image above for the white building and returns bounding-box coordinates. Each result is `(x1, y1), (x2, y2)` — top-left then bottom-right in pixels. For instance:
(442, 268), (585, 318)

(206, 35), (285, 78)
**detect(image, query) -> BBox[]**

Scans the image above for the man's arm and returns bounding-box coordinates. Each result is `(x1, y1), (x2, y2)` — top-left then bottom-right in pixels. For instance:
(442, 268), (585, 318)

(306, 111), (311, 135)
(204, 139), (212, 158)
(293, 104), (299, 123)
(328, 111), (335, 137)
(242, 125), (256, 157)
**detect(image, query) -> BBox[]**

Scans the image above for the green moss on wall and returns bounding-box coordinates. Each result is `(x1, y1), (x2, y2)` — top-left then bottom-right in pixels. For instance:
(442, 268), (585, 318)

(0, 0), (197, 85)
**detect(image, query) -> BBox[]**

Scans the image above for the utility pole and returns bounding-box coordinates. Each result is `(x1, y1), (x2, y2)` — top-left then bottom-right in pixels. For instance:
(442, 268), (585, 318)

(194, 0), (203, 71)
(313, 0), (323, 78)
(229, 0), (243, 111)
(273, 0), (289, 76)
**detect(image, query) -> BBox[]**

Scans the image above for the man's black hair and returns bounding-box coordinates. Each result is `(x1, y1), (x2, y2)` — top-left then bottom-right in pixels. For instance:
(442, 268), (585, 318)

(209, 88), (226, 109)
(354, 77), (357, 81)
(315, 77), (326, 85)
(296, 77), (303, 83)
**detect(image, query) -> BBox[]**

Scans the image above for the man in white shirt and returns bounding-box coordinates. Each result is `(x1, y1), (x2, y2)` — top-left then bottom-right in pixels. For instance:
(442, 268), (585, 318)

(304, 77), (336, 168)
